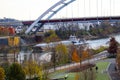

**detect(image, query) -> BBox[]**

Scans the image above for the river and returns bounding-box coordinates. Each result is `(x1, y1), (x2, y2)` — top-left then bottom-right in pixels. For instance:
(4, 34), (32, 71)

(33, 34), (120, 63)
(86, 34), (120, 49)
(18, 34), (120, 63)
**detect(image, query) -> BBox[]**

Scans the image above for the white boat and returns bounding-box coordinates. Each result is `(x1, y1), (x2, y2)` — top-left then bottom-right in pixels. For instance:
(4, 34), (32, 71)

(69, 35), (86, 45)
(69, 35), (79, 43)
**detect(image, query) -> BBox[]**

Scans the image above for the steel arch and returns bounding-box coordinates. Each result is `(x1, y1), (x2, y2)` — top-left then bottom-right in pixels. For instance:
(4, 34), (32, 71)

(25, 0), (75, 34)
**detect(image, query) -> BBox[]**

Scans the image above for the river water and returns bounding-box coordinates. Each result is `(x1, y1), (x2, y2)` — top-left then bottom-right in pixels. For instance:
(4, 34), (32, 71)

(18, 34), (120, 63)
(35, 34), (120, 63)
(86, 34), (120, 49)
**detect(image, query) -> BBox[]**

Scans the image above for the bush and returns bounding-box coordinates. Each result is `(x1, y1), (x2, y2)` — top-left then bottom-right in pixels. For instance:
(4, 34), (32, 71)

(7, 63), (25, 80)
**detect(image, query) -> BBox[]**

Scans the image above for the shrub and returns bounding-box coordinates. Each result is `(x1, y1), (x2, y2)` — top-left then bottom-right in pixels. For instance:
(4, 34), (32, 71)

(7, 63), (25, 80)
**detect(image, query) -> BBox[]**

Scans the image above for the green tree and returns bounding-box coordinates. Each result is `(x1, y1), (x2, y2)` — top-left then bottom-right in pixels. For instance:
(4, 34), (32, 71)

(7, 63), (25, 80)
(0, 67), (5, 80)
(55, 44), (69, 64)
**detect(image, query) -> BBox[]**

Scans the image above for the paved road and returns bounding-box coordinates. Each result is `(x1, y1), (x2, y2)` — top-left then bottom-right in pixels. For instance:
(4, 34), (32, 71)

(95, 58), (120, 80)
(108, 59), (120, 80)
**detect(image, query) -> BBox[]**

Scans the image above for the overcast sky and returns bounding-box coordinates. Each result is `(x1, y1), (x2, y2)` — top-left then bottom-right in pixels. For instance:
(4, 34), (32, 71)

(0, 0), (120, 21)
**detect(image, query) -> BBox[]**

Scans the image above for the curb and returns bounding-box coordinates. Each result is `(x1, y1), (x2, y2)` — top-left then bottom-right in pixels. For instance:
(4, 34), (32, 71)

(107, 62), (112, 80)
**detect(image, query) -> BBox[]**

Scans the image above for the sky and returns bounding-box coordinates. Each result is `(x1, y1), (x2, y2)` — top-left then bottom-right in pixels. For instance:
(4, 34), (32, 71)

(0, 0), (120, 21)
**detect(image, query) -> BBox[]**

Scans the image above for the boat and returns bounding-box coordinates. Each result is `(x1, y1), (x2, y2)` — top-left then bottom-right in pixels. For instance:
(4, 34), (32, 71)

(69, 35), (80, 43)
(69, 35), (86, 45)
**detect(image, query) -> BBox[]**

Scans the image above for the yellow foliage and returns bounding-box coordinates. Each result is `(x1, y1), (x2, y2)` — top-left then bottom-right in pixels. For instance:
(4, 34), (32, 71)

(23, 61), (43, 79)
(37, 67), (43, 80)
(55, 44), (68, 54)
(14, 37), (20, 46)
(8, 37), (14, 47)
(53, 44), (69, 64)
(8, 36), (20, 47)
(0, 67), (5, 80)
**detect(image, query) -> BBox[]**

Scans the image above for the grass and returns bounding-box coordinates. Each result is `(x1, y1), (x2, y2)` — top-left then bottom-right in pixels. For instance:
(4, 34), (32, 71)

(49, 61), (110, 80)
(95, 61), (110, 80)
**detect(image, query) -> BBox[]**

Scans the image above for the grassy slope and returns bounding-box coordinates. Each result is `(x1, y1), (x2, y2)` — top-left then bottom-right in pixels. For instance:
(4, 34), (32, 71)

(49, 61), (110, 80)
(96, 62), (110, 80)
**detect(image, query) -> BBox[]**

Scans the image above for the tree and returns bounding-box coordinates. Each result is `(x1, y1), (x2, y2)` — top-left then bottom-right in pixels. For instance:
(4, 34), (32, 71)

(72, 48), (80, 62)
(116, 48), (120, 72)
(23, 61), (44, 79)
(7, 63), (25, 80)
(81, 50), (89, 61)
(1, 62), (10, 80)
(0, 67), (5, 80)
(51, 44), (69, 67)
(0, 27), (9, 36)
(108, 37), (118, 56)
(44, 30), (60, 43)
(55, 44), (69, 64)
(51, 48), (56, 71)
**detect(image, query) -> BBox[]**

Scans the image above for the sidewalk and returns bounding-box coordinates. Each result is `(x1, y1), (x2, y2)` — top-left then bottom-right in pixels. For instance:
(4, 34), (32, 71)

(108, 59), (120, 80)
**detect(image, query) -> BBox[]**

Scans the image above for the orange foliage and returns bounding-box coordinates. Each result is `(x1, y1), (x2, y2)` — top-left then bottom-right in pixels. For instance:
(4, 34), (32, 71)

(8, 27), (15, 35)
(72, 49), (80, 62)
(82, 50), (89, 60)
(0, 26), (15, 36)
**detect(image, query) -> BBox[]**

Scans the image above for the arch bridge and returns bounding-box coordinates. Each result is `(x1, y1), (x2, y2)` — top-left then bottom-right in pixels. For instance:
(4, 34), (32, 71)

(25, 0), (120, 34)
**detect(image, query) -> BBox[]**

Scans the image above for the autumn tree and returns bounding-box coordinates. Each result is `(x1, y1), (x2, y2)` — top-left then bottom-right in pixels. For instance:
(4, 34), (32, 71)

(68, 44), (76, 63)
(71, 44), (93, 66)
(71, 45), (84, 63)
(0, 67), (5, 80)
(23, 61), (46, 80)
(108, 37), (118, 56)
(0, 27), (9, 36)
(82, 50), (90, 61)
(72, 48), (81, 62)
